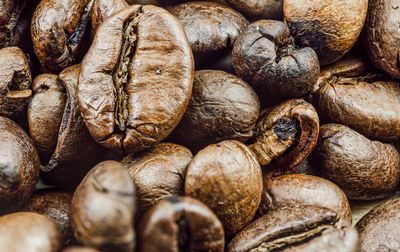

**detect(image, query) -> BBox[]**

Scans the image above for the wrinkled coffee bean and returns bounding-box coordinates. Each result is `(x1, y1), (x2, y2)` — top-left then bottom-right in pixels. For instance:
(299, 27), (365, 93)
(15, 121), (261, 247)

(228, 206), (360, 252)
(0, 46), (32, 120)
(233, 20), (319, 99)
(29, 65), (107, 185)
(284, 0), (368, 65)
(22, 189), (73, 245)
(224, 0), (283, 20)
(249, 99), (319, 169)
(72, 160), (136, 252)
(355, 198), (400, 252)
(0, 116), (39, 214)
(364, 0), (400, 78)
(63, 247), (100, 252)
(258, 174), (352, 227)
(138, 197), (225, 252)
(315, 124), (400, 201)
(31, 0), (93, 72)
(185, 140), (262, 237)
(0, 0), (27, 48)
(122, 143), (192, 219)
(310, 57), (400, 142)
(0, 212), (61, 252)
(78, 5), (194, 154)
(91, 0), (129, 31)
(171, 2), (248, 64)
(169, 70), (259, 152)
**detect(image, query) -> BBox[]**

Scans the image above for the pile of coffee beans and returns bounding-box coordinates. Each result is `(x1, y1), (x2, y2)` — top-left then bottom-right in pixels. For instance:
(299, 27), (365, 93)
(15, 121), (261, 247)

(1, 0), (400, 251)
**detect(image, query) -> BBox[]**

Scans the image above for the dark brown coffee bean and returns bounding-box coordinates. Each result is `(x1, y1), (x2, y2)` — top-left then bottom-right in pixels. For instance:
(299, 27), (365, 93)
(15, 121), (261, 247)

(170, 2), (248, 63)
(364, 0), (400, 78)
(225, 0), (283, 20)
(310, 58), (400, 142)
(91, 0), (129, 31)
(185, 140), (262, 237)
(0, 46), (32, 120)
(63, 247), (100, 252)
(263, 158), (318, 179)
(284, 0), (368, 66)
(0, 116), (39, 214)
(72, 160), (136, 252)
(169, 70), (259, 152)
(258, 174), (352, 227)
(0, 212), (61, 252)
(28, 73), (66, 162)
(232, 20), (319, 99)
(228, 206), (360, 252)
(121, 143), (192, 219)
(315, 124), (400, 201)
(355, 198), (400, 252)
(22, 189), (73, 245)
(78, 5), (194, 154)
(249, 99), (319, 170)
(31, 0), (93, 72)
(0, 0), (27, 48)
(29, 65), (107, 185)
(138, 197), (225, 252)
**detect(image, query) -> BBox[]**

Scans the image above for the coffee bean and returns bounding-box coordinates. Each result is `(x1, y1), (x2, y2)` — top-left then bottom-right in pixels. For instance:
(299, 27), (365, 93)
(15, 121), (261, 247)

(0, 0), (27, 48)
(225, 0), (283, 20)
(91, 0), (128, 31)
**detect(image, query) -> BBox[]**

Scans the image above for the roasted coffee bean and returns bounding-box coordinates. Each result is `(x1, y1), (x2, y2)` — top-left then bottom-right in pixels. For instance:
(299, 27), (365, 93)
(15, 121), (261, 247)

(31, 0), (93, 72)
(122, 143), (192, 219)
(228, 206), (360, 252)
(22, 189), (73, 245)
(284, 0), (368, 66)
(264, 158), (318, 179)
(249, 99), (319, 169)
(315, 124), (400, 201)
(71, 160), (136, 252)
(310, 58), (400, 142)
(0, 116), (39, 214)
(185, 140), (262, 237)
(355, 198), (400, 252)
(63, 247), (100, 252)
(258, 174), (352, 227)
(78, 5), (194, 154)
(0, 0), (27, 48)
(0, 212), (61, 252)
(169, 70), (259, 152)
(0, 46), (32, 120)
(364, 0), (400, 78)
(224, 0), (283, 20)
(138, 197), (225, 252)
(29, 65), (107, 185)
(171, 2), (248, 64)
(233, 20), (319, 99)
(91, 0), (129, 31)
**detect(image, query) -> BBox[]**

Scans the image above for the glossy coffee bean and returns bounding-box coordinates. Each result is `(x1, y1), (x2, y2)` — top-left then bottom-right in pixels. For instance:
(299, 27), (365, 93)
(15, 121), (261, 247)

(0, 212), (61, 252)
(228, 206), (360, 252)
(233, 20), (319, 99)
(138, 197), (225, 252)
(310, 57), (400, 142)
(249, 99), (319, 169)
(29, 65), (107, 185)
(72, 161), (136, 252)
(224, 0), (283, 20)
(364, 0), (400, 78)
(355, 198), (400, 252)
(91, 0), (128, 31)
(315, 124), (400, 201)
(169, 70), (259, 152)
(78, 5), (194, 154)
(122, 143), (192, 219)
(0, 46), (32, 120)
(22, 189), (73, 245)
(185, 140), (262, 237)
(171, 2), (248, 63)
(0, 116), (39, 214)
(31, 0), (93, 72)
(258, 174), (352, 227)
(284, 0), (368, 65)
(0, 0), (27, 48)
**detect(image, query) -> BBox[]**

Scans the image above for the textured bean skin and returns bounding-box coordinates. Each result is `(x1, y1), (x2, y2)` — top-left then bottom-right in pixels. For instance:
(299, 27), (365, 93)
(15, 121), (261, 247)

(224, 0), (283, 20)
(91, 0), (128, 31)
